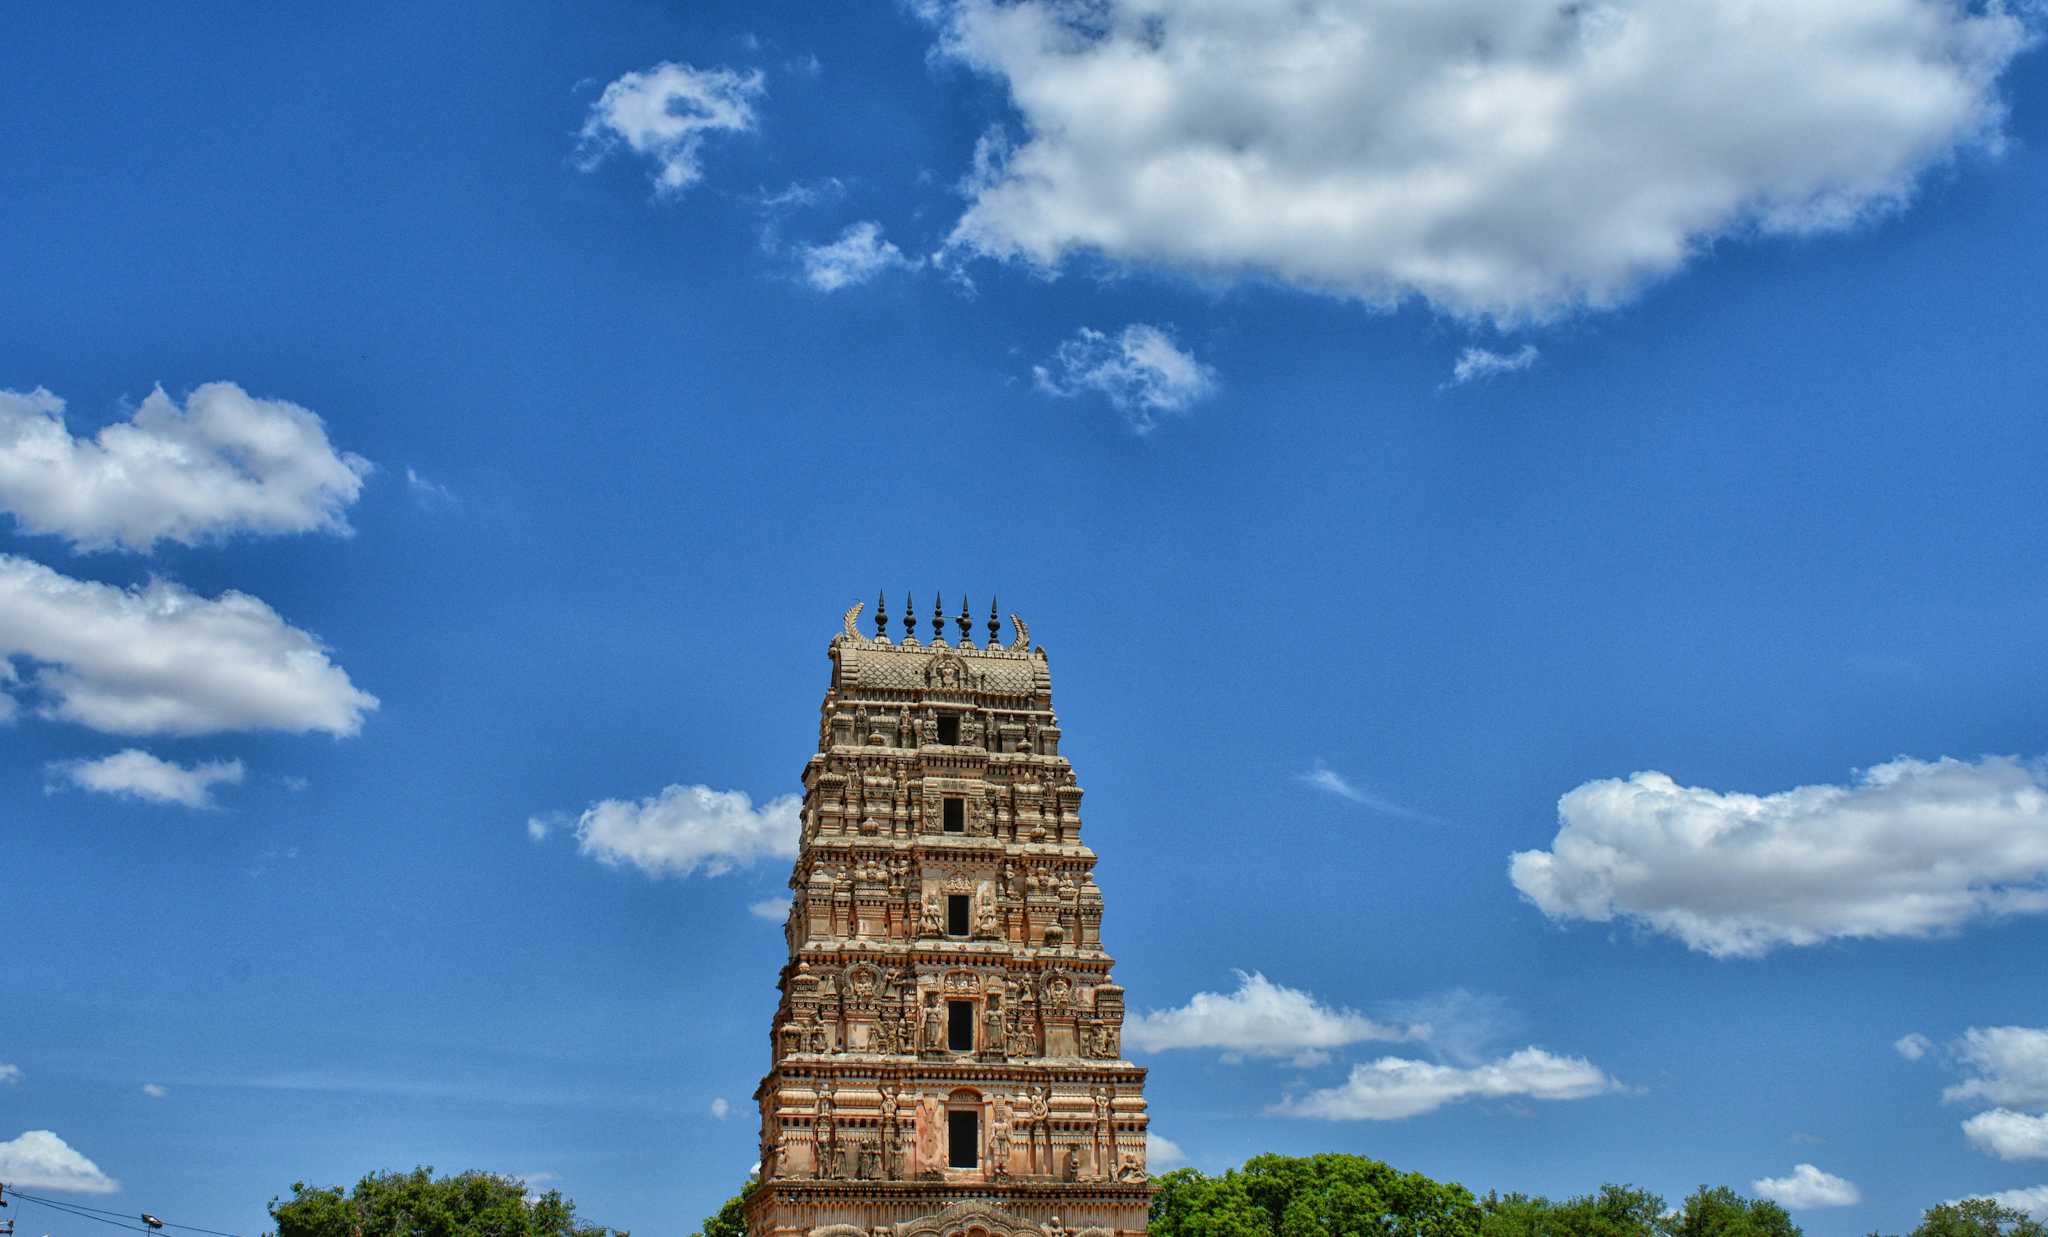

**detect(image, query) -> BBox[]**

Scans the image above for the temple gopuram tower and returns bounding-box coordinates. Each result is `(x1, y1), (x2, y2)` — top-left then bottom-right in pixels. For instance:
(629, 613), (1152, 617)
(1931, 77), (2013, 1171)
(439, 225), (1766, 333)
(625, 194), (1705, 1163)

(747, 596), (1153, 1237)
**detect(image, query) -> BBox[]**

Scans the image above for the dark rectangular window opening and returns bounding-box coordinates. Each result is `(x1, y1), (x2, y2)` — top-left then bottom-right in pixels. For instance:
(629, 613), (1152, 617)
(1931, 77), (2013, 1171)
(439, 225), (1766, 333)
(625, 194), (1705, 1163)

(947, 894), (971, 937)
(943, 797), (965, 832)
(948, 1109), (978, 1168)
(937, 714), (960, 745)
(948, 999), (975, 1051)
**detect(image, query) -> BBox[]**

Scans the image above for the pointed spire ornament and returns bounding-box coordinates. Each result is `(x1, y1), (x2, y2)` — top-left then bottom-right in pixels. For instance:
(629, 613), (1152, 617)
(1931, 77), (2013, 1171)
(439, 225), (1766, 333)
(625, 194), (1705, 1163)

(956, 595), (972, 644)
(903, 592), (916, 641)
(874, 590), (888, 639)
(988, 596), (1001, 647)
(932, 591), (945, 642)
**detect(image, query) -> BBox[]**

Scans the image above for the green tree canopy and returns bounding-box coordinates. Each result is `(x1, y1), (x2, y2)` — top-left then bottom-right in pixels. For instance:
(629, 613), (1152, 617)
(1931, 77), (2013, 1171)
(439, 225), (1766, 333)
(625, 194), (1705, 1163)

(1665, 1186), (1800, 1237)
(689, 1181), (758, 1237)
(1480, 1185), (1671, 1237)
(1150, 1153), (1481, 1237)
(269, 1168), (621, 1237)
(1888, 1199), (2048, 1237)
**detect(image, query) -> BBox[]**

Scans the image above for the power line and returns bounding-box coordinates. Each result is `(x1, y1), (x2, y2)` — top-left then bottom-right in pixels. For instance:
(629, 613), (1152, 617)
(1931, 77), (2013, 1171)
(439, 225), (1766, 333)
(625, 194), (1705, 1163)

(1, 1190), (242, 1237)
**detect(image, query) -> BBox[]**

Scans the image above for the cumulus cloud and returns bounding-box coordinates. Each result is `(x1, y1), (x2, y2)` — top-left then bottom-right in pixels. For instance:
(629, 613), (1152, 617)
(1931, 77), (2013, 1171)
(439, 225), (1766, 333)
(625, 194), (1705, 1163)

(141, 1083), (168, 1099)
(0, 1063), (19, 1084)
(49, 748), (246, 809)
(1146, 1131), (1187, 1171)
(0, 384), (369, 553)
(1273, 1047), (1623, 1120)
(1962, 1187), (2048, 1218)
(1449, 345), (1541, 386)
(1032, 323), (1217, 433)
(797, 221), (918, 291)
(750, 896), (792, 922)
(0, 1129), (119, 1194)
(1753, 1164), (1862, 1209)
(928, 0), (2035, 322)
(1965, 1110), (2048, 1161)
(1126, 971), (1417, 1064)
(710, 1097), (731, 1120)
(568, 783), (800, 878)
(0, 554), (377, 737)
(1510, 756), (2048, 958)
(1897, 1033), (1935, 1062)
(1945, 1027), (2048, 1108)
(578, 61), (763, 196)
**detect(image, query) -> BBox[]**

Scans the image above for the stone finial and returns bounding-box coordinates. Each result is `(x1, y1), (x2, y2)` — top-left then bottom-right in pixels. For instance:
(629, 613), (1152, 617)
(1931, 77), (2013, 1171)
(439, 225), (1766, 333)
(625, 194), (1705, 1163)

(874, 590), (888, 639)
(932, 591), (945, 643)
(903, 592), (916, 641)
(956, 596), (972, 645)
(988, 596), (1000, 647)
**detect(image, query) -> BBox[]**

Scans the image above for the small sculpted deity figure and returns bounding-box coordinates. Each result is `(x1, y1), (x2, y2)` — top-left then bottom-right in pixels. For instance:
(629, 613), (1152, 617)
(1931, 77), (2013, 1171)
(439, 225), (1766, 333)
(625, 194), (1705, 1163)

(919, 895), (943, 937)
(920, 992), (944, 1054)
(984, 1000), (1008, 1056)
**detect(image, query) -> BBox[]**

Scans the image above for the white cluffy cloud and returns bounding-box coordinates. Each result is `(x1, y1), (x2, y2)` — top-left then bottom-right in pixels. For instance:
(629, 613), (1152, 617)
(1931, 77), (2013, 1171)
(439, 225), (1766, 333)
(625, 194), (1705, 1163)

(1146, 1131), (1187, 1171)
(798, 222), (918, 291)
(1897, 1033), (1935, 1062)
(1450, 345), (1541, 387)
(0, 384), (370, 553)
(0, 554), (377, 737)
(0, 1063), (20, 1084)
(141, 1083), (168, 1099)
(929, 0), (2035, 322)
(1510, 756), (2048, 958)
(0, 1129), (119, 1194)
(1945, 1027), (2048, 1108)
(1753, 1164), (1862, 1209)
(50, 749), (246, 809)
(1964, 1110), (2048, 1161)
(578, 61), (763, 196)
(1033, 323), (1217, 433)
(1273, 1047), (1623, 1120)
(568, 783), (800, 878)
(1126, 971), (1417, 1064)
(1962, 1187), (2048, 1219)
(709, 1097), (731, 1120)
(750, 896), (793, 922)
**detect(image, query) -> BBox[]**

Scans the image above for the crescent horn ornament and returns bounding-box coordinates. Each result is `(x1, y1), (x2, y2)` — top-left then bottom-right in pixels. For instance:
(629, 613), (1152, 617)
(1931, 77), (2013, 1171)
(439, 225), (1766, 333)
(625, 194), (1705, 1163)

(842, 601), (864, 641)
(1009, 614), (1030, 651)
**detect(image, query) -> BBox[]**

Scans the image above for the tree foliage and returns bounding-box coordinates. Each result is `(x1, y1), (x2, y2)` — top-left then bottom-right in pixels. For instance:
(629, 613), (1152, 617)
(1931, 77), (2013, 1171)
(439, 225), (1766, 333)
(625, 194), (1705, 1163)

(268, 1168), (621, 1237)
(1480, 1185), (1670, 1237)
(1150, 1153), (1482, 1237)
(1884, 1199), (2048, 1237)
(690, 1181), (758, 1237)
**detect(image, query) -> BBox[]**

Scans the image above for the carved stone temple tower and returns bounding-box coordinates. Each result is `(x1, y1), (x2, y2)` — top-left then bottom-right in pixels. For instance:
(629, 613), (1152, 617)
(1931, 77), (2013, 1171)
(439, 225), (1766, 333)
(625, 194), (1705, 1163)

(747, 596), (1154, 1237)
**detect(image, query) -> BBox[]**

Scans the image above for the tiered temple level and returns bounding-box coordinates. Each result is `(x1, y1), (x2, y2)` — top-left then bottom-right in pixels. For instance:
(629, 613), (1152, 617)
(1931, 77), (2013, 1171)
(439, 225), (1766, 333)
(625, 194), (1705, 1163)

(747, 598), (1152, 1237)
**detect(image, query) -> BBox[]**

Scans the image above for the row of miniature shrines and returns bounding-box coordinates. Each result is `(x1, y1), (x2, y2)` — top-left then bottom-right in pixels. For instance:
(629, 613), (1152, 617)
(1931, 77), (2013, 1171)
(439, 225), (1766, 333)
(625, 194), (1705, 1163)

(804, 760), (1084, 844)
(764, 1076), (1151, 1185)
(774, 963), (1126, 1063)
(791, 856), (1106, 950)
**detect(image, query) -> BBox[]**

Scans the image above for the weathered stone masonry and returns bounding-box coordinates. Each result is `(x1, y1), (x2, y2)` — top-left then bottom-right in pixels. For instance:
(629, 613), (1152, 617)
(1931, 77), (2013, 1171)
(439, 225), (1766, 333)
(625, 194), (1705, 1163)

(747, 596), (1153, 1237)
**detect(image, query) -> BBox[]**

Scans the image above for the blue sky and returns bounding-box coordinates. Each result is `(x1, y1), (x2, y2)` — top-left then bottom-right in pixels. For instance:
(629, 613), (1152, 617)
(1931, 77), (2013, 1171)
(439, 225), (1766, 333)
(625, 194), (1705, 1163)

(4, 1), (2048, 1234)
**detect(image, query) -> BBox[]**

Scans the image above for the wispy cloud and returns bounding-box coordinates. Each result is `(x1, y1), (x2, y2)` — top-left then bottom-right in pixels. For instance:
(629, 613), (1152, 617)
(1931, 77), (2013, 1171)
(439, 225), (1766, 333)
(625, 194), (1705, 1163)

(1033, 323), (1218, 434)
(1273, 1047), (1625, 1120)
(796, 221), (918, 291)
(48, 748), (245, 809)
(1447, 344), (1540, 386)
(577, 61), (763, 197)
(1296, 760), (1431, 821)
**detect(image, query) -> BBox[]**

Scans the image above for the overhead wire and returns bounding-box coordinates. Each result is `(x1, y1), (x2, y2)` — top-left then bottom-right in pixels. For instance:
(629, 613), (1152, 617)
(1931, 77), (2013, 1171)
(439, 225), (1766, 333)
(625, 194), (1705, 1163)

(2, 1189), (243, 1237)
